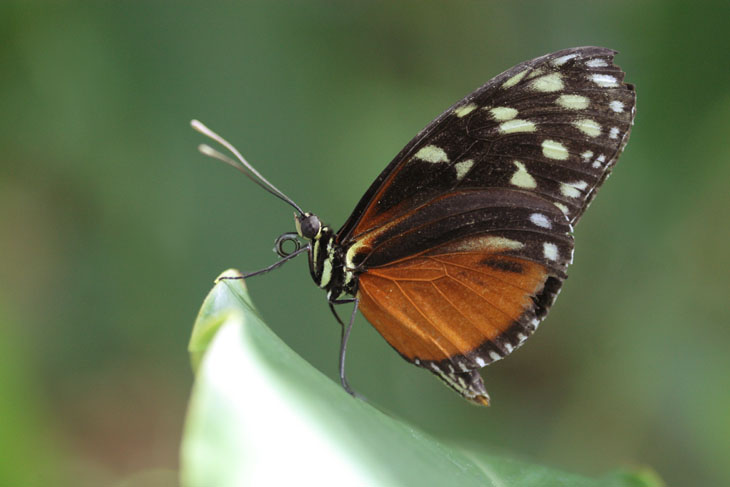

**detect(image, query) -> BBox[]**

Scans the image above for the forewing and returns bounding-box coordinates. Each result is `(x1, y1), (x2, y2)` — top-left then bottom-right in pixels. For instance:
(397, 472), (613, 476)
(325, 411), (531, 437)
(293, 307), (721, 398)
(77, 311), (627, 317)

(338, 46), (635, 243)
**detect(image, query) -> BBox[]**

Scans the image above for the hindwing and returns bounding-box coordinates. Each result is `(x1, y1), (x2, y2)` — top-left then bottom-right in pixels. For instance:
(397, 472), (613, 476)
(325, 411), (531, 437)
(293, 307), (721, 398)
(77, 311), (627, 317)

(353, 190), (572, 403)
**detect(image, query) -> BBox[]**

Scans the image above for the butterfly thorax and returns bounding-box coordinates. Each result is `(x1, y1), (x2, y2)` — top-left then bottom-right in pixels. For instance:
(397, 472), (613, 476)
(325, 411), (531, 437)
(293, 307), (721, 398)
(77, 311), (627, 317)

(295, 213), (357, 301)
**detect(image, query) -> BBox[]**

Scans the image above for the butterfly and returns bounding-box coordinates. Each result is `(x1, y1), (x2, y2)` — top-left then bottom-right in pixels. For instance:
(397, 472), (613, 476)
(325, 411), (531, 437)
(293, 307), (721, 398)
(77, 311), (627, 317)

(193, 46), (636, 405)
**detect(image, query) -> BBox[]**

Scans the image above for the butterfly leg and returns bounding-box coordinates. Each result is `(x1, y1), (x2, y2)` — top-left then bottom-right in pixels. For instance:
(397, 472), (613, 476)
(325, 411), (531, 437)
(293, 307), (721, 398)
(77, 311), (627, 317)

(218, 246), (309, 282)
(328, 297), (362, 399)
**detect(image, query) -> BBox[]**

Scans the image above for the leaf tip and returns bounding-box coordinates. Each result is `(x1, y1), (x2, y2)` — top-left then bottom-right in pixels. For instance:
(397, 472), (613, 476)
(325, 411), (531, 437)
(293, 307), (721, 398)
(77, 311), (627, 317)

(215, 268), (246, 285)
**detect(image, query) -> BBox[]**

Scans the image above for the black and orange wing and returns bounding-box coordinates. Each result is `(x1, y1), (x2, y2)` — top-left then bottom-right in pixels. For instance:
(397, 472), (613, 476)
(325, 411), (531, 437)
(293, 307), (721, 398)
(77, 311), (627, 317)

(354, 189), (572, 404)
(338, 47), (635, 403)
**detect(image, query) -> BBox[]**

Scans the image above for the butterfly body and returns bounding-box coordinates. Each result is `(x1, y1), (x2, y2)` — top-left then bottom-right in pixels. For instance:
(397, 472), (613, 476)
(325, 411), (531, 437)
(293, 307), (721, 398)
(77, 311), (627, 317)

(196, 46), (636, 406)
(297, 217), (357, 300)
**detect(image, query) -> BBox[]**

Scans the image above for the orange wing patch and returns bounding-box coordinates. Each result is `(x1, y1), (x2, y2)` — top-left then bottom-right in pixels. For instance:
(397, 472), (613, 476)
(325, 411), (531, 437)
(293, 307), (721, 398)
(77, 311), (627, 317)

(357, 251), (548, 363)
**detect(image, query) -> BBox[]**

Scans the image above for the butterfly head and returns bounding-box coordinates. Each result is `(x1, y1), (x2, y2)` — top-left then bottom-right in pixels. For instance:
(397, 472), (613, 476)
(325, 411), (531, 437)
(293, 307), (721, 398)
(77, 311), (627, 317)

(295, 212), (322, 240)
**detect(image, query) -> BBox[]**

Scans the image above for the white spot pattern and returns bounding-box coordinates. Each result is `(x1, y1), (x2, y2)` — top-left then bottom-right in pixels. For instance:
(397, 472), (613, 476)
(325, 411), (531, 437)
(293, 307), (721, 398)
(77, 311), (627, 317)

(554, 202), (569, 215)
(414, 145), (449, 163)
(560, 183), (580, 199)
(593, 154), (607, 169)
(543, 242), (559, 261)
(454, 159), (474, 181)
(530, 72), (564, 92)
(510, 160), (537, 189)
(444, 235), (524, 252)
(552, 53), (577, 66)
(609, 100), (624, 113)
(529, 213), (552, 229)
(499, 119), (536, 134)
(542, 139), (569, 160)
(454, 103), (477, 118)
(556, 94), (590, 110)
(586, 58), (608, 68)
(560, 181), (588, 198)
(502, 69), (528, 88)
(581, 150), (594, 162)
(488, 106), (518, 121)
(590, 73), (618, 87)
(609, 127), (620, 139)
(573, 118), (601, 137)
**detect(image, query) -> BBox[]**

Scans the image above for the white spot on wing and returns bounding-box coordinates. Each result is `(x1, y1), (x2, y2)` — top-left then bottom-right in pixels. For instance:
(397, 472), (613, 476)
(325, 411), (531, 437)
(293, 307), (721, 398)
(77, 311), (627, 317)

(525, 67), (546, 79)
(573, 118), (601, 137)
(415, 145), (449, 163)
(454, 159), (474, 181)
(556, 94), (589, 110)
(554, 202), (569, 215)
(530, 213), (552, 229)
(488, 106), (518, 121)
(586, 58), (608, 68)
(475, 357), (486, 367)
(543, 242), (559, 261)
(560, 180), (588, 199)
(609, 127), (620, 139)
(510, 160), (537, 189)
(454, 103), (477, 118)
(552, 53), (577, 66)
(560, 183), (581, 198)
(542, 139), (569, 160)
(502, 69), (528, 88)
(581, 150), (594, 162)
(442, 235), (524, 252)
(481, 237), (524, 250)
(499, 119), (536, 134)
(530, 72), (564, 92)
(592, 154), (607, 169)
(489, 351), (501, 361)
(590, 73), (618, 87)
(609, 100), (624, 113)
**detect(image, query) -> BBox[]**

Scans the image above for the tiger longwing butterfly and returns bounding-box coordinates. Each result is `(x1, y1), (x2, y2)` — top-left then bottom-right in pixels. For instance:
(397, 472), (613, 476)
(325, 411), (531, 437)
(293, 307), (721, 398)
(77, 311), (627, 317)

(193, 46), (636, 405)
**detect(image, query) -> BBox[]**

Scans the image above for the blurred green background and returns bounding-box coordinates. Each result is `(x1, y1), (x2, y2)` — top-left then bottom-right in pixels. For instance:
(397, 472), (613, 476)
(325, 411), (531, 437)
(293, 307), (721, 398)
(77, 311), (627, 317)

(2, 1), (728, 486)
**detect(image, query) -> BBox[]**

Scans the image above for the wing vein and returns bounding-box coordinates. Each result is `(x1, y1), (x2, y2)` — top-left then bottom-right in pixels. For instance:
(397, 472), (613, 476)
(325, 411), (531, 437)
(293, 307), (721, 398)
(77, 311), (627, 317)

(392, 279), (467, 358)
(429, 254), (538, 295)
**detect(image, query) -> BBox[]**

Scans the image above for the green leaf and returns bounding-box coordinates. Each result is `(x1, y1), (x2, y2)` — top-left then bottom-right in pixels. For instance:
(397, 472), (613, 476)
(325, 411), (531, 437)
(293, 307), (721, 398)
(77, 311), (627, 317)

(180, 270), (663, 487)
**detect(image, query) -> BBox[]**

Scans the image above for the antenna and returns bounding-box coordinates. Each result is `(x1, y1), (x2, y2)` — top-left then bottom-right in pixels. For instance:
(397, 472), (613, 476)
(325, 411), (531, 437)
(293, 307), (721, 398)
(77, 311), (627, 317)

(191, 119), (304, 215)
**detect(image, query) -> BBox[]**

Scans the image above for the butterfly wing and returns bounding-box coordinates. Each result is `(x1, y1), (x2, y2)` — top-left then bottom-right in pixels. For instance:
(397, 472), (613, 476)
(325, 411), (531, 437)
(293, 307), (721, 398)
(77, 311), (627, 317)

(338, 47), (636, 403)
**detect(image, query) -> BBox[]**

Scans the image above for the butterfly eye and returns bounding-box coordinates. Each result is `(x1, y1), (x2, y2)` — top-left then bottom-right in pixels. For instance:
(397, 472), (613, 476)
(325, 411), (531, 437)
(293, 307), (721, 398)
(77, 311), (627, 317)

(296, 214), (322, 240)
